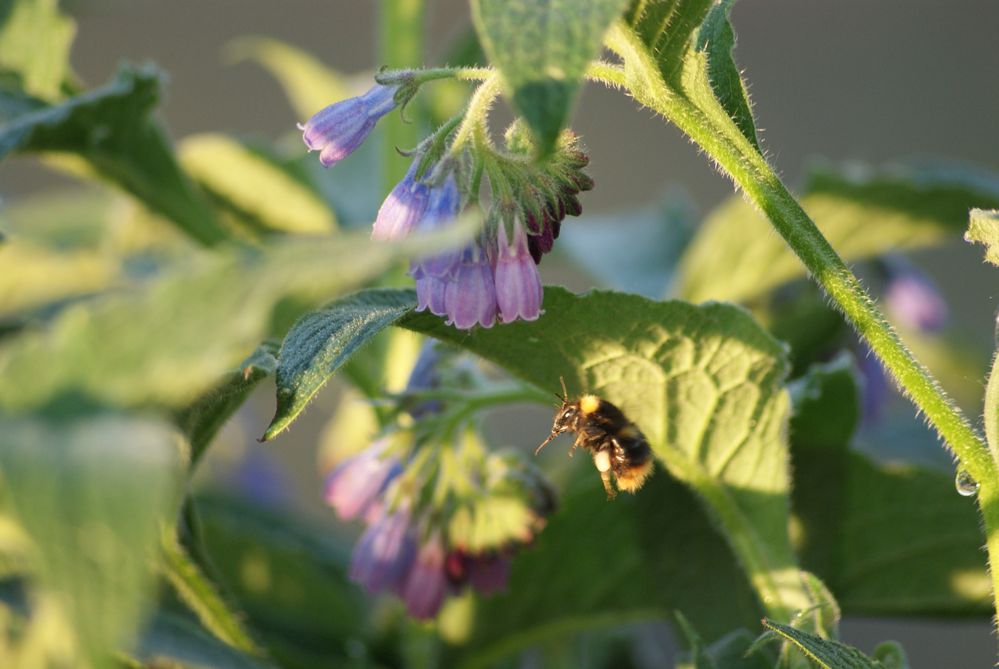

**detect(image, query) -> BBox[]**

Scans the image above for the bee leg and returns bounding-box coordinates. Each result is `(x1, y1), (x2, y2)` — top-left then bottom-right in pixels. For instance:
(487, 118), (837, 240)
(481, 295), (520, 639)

(592, 449), (616, 500)
(569, 434), (584, 458)
(600, 469), (616, 500)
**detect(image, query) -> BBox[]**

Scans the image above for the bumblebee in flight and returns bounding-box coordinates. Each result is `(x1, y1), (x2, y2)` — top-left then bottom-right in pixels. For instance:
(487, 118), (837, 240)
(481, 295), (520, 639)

(536, 379), (654, 499)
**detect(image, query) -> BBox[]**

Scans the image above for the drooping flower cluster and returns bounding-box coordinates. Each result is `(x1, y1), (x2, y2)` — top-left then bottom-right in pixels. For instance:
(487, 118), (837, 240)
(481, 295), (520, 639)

(322, 343), (555, 619)
(299, 78), (593, 330)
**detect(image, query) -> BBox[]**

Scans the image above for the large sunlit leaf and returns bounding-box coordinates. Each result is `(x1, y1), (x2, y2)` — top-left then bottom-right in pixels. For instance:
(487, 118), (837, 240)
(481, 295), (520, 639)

(405, 287), (813, 611)
(0, 413), (182, 669)
(274, 286), (814, 627)
(179, 133), (336, 235)
(471, 0), (629, 156)
(679, 163), (999, 303)
(0, 0), (75, 100)
(0, 222), (474, 414)
(0, 65), (228, 245)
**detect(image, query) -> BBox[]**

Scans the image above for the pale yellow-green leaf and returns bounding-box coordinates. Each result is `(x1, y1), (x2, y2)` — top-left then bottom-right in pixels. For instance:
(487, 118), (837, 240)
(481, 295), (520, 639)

(0, 0), (75, 100)
(965, 208), (999, 267)
(0, 240), (118, 318)
(225, 36), (353, 119)
(0, 219), (476, 413)
(180, 133), (335, 235)
(0, 414), (182, 669)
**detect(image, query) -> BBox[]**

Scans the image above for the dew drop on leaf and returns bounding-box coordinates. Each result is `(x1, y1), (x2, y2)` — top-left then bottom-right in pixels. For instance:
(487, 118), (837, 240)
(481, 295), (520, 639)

(955, 469), (980, 497)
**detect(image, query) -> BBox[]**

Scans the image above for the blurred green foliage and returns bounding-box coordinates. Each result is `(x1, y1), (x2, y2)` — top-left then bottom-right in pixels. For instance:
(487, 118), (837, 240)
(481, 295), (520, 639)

(1, 1), (997, 668)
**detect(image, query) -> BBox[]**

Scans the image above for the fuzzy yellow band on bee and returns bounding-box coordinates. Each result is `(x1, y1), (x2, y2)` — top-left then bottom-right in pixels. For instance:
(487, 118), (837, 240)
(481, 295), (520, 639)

(578, 394), (601, 415)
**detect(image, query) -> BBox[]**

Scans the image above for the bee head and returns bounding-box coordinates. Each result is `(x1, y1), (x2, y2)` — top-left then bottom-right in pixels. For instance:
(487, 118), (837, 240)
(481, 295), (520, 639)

(535, 377), (576, 455)
(551, 402), (579, 434)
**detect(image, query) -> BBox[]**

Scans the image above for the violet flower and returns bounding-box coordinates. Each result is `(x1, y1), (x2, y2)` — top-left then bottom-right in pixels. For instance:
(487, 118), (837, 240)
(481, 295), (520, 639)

(324, 441), (402, 521)
(400, 534), (448, 619)
(372, 159), (432, 240)
(300, 84), (398, 167)
(885, 270), (948, 333)
(444, 246), (497, 329)
(414, 271), (448, 316)
(348, 509), (417, 593)
(410, 174), (463, 278)
(495, 221), (542, 323)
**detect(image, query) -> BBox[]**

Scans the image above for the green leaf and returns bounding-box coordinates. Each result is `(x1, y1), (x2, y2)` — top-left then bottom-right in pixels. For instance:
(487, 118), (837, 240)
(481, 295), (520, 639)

(0, 221), (474, 414)
(694, 0), (758, 149)
(135, 613), (275, 669)
(0, 239), (118, 318)
(179, 133), (336, 235)
(177, 343), (278, 469)
(790, 358), (990, 615)
(193, 493), (365, 667)
(0, 65), (229, 245)
(0, 413), (182, 669)
(264, 288), (417, 440)
(160, 531), (261, 656)
(284, 286), (812, 620)
(964, 208), (999, 266)
(224, 36), (352, 120)
(403, 287), (813, 616)
(471, 0), (629, 156)
(679, 163), (999, 302)
(761, 619), (885, 669)
(0, 0), (75, 100)
(629, 0), (758, 148)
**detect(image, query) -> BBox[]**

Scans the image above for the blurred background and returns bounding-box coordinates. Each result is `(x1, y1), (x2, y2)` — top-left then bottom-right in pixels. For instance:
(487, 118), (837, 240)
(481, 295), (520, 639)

(3, 0), (999, 665)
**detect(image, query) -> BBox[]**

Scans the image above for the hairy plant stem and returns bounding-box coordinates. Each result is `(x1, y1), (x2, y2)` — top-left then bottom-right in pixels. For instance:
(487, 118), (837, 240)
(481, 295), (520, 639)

(607, 21), (999, 624)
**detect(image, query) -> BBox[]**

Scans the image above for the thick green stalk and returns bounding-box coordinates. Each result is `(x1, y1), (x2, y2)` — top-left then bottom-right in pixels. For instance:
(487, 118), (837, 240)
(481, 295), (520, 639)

(607, 21), (999, 623)
(379, 0), (425, 189)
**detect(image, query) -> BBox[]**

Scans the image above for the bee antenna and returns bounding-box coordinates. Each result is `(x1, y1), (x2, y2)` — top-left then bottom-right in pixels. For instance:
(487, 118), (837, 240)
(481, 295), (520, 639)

(559, 376), (568, 401)
(535, 432), (557, 456)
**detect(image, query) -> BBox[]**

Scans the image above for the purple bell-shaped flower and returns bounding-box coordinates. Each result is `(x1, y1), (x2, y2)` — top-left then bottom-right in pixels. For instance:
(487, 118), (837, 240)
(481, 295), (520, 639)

(300, 84), (398, 167)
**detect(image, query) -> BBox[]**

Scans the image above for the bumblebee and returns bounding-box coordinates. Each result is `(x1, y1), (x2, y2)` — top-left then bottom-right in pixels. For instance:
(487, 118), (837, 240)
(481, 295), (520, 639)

(536, 379), (654, 499)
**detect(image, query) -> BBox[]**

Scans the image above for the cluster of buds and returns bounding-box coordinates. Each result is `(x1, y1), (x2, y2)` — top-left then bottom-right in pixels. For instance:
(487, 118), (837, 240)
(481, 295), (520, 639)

(322, 343), (556, 619)
(299, 79), (593, 330)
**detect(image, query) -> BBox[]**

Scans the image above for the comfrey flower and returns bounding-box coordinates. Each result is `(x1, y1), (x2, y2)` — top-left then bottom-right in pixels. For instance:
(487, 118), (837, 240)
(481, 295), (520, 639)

(372, 159), (432, 240)
(299, 84), (398, 167)
(444, 245), (498, 329)
(324, 440), (402, 521)
(400, 533), (448, 619)
(884, 267), (948, 333)
(495, 221), (543, 323)
(348, 508), (418, 593)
